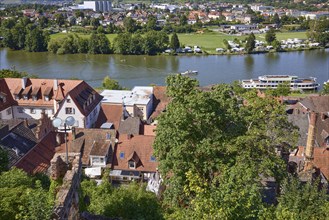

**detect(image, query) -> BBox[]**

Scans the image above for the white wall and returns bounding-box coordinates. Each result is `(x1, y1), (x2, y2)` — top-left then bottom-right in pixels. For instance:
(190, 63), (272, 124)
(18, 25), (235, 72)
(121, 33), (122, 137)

(56, 95), (84, 128)
(12, 106), (54, 119)
(0, 107), (13, 120)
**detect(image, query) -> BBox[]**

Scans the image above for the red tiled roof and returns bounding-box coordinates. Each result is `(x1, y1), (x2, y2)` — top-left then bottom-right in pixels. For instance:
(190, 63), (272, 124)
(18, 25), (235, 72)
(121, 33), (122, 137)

(95, 104), (123, 129)
(111, 134), (158, 172)
(62, 81), (103, 117)
(15, 132), (56, 174)
(293, 146), (329, 181)
(150, 86), (170, 119)
(55, 128), (116, 166)
(143, 125), (156, 136)
(0, 79), (16, 112)
(4, 78), (82, 107)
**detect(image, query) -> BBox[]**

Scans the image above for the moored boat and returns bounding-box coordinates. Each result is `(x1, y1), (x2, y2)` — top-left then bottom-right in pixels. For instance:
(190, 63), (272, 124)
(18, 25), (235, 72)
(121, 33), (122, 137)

(241, 75), (319, 91)
(180, 70), (198, 75)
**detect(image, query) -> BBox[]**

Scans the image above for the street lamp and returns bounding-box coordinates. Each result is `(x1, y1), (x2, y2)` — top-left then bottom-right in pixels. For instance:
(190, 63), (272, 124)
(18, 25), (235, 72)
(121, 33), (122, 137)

(52, 116), (76, 166)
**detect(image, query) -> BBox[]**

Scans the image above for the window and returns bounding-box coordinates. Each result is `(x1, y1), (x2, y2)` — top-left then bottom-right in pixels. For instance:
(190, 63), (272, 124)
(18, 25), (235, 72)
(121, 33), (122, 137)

(32, 95), (37, 101)
(23, 95), (28, 100)
(128, 161), (136, 169)
(30, 108), (36, 114)
(67, 99), (71, 103)
(150, 156), (156, 162)
(6, 108), (11, 115)
(106, 132), (111, 140)
(18, 107), (24, 113)
(44, 96), (49, 101)
(120, 152), (125, 159)
(65, 107), (75, 114)
(15, 95), (20, 100)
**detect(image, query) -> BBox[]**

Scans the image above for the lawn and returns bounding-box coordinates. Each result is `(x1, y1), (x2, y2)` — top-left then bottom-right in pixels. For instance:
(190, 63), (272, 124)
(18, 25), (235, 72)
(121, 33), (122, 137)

(50, 30), (308, 54)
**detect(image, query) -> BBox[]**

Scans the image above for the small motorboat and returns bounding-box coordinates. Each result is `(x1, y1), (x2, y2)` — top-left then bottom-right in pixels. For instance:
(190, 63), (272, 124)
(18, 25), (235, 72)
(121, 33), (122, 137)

(180, 70), (198, 75)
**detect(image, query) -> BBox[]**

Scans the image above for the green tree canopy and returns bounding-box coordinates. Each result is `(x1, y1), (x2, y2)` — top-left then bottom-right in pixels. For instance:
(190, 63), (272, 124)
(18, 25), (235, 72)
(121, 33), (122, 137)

(102, 76), (122, 90)
(170, 33), (180, 50)
(154, 75), (298, 218)
(265, 28), (277, 44)
(245, 33), (256, 53)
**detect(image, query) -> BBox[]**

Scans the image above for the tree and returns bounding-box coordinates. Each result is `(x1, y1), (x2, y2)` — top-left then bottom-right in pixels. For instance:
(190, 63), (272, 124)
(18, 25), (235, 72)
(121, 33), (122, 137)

(180, 14), (188, 26)
(102, 76), (122, 90)
(266, 81), (290, 97)
(0, 148), (8, 173)
(170, 33), (180, 50)
(0, 168), (53, 219)
(322, 82), (329, 94)
(54, 13), (65, 27)
(223, 39), (231, 50)
(146, 15), (157, 31)
(25, 27), (49, 52)
(113, 33), (132, 54)
(245, 33), (256, 53)
(272, 13), (281, 26)
(88, 33), (111, 54)
(153, 75), (298, 217)
(265, 28), (276, 45)
(271, 177), (329, 219)
(123, 17), (137, 33)
(0, 69), (28, 78)
(80, 179), (163, 219)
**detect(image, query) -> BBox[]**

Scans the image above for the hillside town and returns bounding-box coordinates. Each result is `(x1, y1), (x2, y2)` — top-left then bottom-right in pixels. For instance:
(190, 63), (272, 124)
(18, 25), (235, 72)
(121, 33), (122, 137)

(1, 0), (329, 219)
(0, 73), (329, 218)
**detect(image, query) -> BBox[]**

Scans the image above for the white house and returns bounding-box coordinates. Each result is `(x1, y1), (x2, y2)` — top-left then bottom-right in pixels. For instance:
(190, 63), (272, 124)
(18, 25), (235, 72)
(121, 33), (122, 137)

(101, 86), (154, 121)
(4, 78), (103, 129)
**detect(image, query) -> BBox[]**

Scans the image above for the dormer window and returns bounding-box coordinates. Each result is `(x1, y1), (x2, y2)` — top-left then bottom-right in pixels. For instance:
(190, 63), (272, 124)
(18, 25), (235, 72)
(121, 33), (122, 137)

(15, 95), (20, 100)
(23, 95), (28, 100)
(32, 95), (37, 101)
(0, 94), (6, 103)
(44, 95), (49, 101)
(128, 161), (136, 169)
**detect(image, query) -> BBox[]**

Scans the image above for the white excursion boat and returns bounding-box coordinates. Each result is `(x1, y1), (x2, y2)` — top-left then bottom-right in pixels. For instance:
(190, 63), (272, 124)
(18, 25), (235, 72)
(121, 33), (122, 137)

(241, 75), (319, 91)
(180, 70), (198, 75)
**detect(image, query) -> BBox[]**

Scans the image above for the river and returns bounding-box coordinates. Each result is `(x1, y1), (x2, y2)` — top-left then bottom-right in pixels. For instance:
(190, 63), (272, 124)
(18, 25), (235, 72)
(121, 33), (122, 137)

(1, 48), (328, 88)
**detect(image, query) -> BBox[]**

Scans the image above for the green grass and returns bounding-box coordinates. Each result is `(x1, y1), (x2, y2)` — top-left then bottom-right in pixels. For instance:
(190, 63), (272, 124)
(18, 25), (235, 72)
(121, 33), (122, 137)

(50, 31), (308, 54)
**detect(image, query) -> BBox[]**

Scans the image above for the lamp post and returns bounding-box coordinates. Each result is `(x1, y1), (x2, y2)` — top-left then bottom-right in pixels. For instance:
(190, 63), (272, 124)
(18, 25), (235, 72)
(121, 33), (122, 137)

(52, 116), (76, 165)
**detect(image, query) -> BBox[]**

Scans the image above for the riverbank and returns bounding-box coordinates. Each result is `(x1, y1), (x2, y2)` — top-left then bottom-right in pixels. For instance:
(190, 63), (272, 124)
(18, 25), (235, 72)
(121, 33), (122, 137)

(49, 31), (310, 55)
(1, 47), (328, 89)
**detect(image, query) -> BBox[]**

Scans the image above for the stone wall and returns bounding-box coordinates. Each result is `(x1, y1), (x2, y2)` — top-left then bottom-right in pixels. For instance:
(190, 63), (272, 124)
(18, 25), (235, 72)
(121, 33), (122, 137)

(51, 153), (82, 220)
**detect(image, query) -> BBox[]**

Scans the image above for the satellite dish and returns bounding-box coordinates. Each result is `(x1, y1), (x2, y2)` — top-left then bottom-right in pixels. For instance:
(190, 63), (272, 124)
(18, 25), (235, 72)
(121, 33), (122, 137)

(65, 116), (76, 126)
(52, 118), (62, 128)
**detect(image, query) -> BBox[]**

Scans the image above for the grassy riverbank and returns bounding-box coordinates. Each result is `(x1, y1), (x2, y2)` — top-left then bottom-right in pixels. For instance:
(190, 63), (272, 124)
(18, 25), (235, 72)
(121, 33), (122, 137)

(50, 31), (308, 54)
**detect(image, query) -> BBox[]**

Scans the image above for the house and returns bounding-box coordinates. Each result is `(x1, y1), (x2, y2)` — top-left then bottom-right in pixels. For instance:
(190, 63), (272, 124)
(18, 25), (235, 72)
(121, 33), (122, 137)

(150, 86), (170, 121)
(289, 95), (329, 147)
(0, 113), (55, 171)
(101, 86), (154, 121)
(56, 127), (116, 168)
(110, 133), (158, 182)
(4, 78), (103, 128)
(15, 132), (57, 174)
(0, 79), (16, 120)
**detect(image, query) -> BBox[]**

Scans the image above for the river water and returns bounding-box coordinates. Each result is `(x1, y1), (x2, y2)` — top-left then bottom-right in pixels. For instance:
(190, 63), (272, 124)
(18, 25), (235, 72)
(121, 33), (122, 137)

(1, 48), (328, 88)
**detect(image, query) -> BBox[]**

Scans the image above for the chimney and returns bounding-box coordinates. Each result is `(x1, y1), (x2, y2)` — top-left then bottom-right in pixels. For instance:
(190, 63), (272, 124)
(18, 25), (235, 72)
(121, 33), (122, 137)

(321, 113), (326, 121)
(22, 77), (27, 89)
(54, 79), (58, 91)
(305, 112), (317, 164)
(23, 118), (29, 127)
(72, 127), (76, 140)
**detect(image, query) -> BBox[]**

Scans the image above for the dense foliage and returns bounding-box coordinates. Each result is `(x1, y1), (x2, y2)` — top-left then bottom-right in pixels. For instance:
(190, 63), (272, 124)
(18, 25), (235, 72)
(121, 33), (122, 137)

(153, 75), (302, 218)
(0, 168), (54, 219)
(80, 175), (163, 219)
